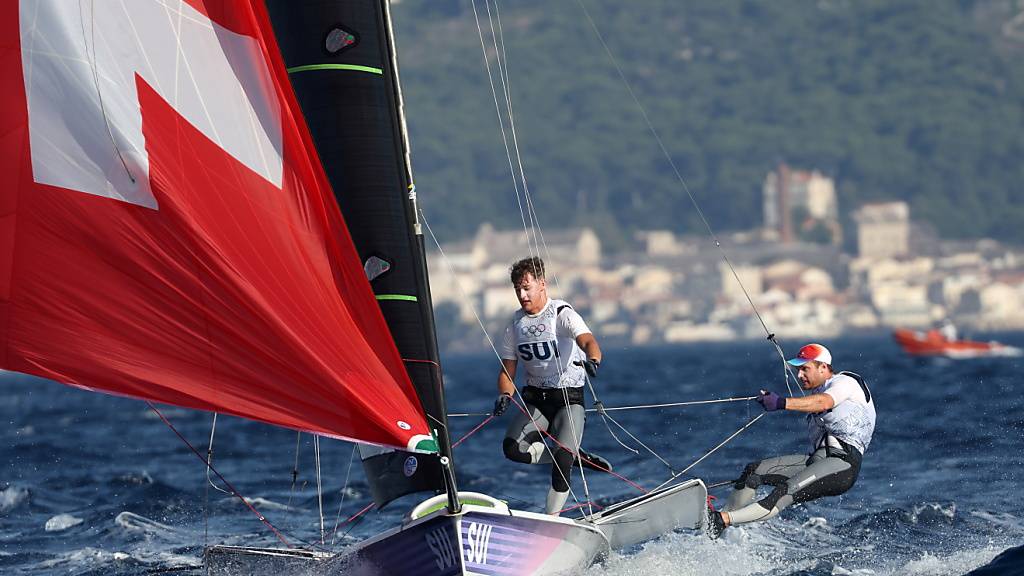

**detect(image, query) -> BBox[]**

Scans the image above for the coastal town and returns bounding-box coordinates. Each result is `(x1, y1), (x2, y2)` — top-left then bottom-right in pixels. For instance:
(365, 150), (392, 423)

(427, 165), (1024, 352)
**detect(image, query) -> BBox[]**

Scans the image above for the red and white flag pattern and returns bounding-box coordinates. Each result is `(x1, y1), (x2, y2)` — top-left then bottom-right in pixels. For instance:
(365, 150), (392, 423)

(0, 1), (433, 452)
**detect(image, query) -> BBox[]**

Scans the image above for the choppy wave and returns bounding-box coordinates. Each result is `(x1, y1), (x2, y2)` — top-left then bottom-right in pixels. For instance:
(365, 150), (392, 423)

(588, 502), (1023, 576)
(114, 511), (178, 536)
(4, 337), (1024, 575)
(29, 546), (199, 574)
(44, 513), (84, 532)
(242, 497), (294, 511)
(965, 544), (1024, 575)
(902, 548), (1007, 576)
(0, 486), (29, 514)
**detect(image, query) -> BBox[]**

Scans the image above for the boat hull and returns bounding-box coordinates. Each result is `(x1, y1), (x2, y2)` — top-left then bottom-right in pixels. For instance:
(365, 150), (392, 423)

(206, 505), (608, 576)
(893, 329), (1021, 358)
(328, 507), (608, 576)
(207, 483), (715, 575)
(584, 479), (707, 549)
(205, 546), (329, 575)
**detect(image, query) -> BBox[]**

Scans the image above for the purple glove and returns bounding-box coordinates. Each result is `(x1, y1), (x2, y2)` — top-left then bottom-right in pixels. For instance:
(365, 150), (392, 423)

(757, 390), (786, 412)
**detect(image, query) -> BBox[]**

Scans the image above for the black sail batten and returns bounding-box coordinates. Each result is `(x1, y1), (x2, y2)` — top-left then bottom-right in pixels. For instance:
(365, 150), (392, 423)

(264, 0), (456, 509)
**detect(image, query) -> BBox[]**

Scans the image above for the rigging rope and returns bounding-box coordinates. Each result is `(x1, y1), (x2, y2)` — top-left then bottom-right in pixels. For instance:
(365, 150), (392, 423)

(450, 395), (757, 417)
(513, 400), (648, 496)
(201, 414), (216, 551)
(652, 413), (767, 492)
(146, 403), (291, 548)
(420, 209), (571, 495)
(561, 384), (594, 516)
(314, 435), (325, 545)
(421, 211), (593, 510)
(81, 0), (134, 183)
(451, 414), (495, 449)
(330, 445), (357, 546)
(336, 502), (376, 542)
(461, 0), (789, 505)
(287, 431), (301, 508)
(588, 396), (758, 412)
(580, 373), (660, 478)
(204, 414), (229, 495)
(468, 0), (535, 255)
(471, 0), (603, 513)
(574, 0), (801, 396)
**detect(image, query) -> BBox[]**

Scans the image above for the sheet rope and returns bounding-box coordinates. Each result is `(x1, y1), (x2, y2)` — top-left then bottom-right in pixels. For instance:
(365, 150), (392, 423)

(447, 395), (758, 417)
(575, 0), (802, 396)
(146, 403), (293, 548)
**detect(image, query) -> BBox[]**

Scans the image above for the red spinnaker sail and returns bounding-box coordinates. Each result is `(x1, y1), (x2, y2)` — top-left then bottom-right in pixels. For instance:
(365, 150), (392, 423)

(0, 0), (433, 452)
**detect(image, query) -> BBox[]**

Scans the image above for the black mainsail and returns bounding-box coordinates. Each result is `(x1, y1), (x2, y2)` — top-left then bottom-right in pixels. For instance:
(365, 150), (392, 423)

(264, 0), (456, 509)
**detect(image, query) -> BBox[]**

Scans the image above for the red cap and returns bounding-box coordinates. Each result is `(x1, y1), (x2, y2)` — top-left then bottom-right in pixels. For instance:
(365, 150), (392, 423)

(787, 343), (832, 366)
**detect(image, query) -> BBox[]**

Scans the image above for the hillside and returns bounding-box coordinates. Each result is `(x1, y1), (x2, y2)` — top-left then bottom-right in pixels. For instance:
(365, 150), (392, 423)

(390, 0), (1024, 250)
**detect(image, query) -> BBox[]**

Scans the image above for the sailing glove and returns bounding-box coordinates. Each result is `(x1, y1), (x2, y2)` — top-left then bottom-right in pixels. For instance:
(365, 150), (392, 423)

(575, 358), (600, 378)
(757, 390), (786, 412)
(493, 392), (512, 416)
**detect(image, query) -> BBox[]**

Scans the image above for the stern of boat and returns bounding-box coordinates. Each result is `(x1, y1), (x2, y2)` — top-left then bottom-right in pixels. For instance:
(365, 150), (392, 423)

(325, 492), (609, 575)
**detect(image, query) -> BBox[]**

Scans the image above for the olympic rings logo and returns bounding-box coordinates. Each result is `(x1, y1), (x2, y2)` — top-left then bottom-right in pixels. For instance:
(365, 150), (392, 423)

(521, 324), (547, 337)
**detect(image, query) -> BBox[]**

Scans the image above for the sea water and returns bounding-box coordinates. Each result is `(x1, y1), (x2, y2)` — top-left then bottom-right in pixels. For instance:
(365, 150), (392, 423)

(2, 334), (1022, 575)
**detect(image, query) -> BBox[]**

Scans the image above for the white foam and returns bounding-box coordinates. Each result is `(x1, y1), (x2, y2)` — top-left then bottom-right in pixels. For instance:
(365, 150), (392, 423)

(802, 516), (829, 530)
(908, 502), (956, 524)
(32, 546), (198, 572)
(243, 497), (293, 511)
(969, 510), (1023, 530)
(0, 486), (29, 513)
(45, 513), (84, 532)
(115, 511), (177, 535)
(34, 547), (131, 571)
(340, 486), (362, 499)
(586, 529), (783, 576)
(902, 546), (1007, 576)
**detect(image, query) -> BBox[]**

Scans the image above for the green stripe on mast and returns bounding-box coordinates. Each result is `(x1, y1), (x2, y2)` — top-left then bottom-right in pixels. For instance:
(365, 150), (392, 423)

(376, 294), (418, 302)
(286, 64), (383, 75)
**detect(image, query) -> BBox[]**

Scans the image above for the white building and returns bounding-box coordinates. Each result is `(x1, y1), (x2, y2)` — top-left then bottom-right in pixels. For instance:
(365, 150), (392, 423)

(852, 201), (910, 260)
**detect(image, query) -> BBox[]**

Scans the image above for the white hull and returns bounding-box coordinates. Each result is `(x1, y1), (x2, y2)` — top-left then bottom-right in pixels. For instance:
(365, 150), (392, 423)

(584, 479), (707, 549)
(207, 498), (608, 576)
(205, 483), (708, 575)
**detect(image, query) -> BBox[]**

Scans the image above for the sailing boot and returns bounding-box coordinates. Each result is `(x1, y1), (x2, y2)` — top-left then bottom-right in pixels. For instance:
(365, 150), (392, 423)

(705, 503), (727, 539)
(546, 488), (570, 515)
(574, 448), (612, 472)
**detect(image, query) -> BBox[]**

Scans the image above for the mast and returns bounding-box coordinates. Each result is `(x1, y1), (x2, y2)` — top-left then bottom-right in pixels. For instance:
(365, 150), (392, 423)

(263, 0), (460, 512)
(379, 0), (462, 513)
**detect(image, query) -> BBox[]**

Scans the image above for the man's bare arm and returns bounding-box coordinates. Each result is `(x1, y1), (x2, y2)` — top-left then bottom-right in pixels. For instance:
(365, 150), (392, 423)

(497, 359), (517, 396)
(784, 393), (835, 413)
(576, 333), (602, 363)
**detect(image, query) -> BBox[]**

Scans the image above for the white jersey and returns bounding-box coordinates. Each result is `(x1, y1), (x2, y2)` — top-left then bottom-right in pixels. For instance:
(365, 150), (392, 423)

(806, 372), (876, 454)
(500, 299), (591, 389)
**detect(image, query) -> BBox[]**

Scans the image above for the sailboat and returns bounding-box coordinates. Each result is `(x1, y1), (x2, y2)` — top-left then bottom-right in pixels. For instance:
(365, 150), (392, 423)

(5, 1), (708, 574)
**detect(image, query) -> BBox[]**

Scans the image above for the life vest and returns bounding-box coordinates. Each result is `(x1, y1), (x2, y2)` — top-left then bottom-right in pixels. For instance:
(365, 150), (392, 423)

(807, 371), (876, 455)
(508, 299), (587, 389)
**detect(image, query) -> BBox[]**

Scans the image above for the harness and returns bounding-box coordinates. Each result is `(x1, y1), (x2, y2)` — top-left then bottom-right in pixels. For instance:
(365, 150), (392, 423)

(812, 371), (872, 463)
(523, 384), (584, 410)
(840, 370), (872, 403)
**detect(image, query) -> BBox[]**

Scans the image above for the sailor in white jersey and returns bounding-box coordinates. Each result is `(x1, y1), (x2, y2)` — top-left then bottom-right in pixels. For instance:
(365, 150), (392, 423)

(491, 257), (607, 515)
(708, 343), (876, 537)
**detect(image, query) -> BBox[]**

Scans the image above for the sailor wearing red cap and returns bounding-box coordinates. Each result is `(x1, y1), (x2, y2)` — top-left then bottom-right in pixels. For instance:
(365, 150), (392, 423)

(707, 343), (876, 538)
